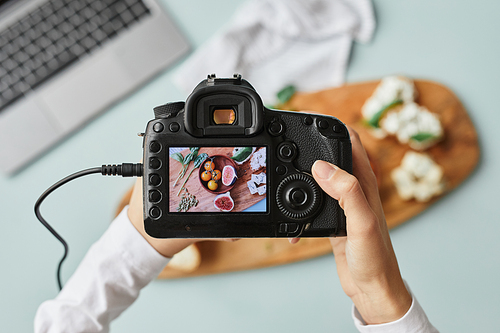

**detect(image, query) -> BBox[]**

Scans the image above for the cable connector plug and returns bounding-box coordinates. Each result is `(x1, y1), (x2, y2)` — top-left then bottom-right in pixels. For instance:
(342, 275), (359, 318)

(101, 163), (143, 177)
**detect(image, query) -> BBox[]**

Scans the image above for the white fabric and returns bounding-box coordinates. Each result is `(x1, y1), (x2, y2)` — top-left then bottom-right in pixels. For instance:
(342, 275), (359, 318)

(174, 0), (375, 103)
(34, 207), (170, 333)
(352, 282), (440, 333)
(35, 206), (437, 332)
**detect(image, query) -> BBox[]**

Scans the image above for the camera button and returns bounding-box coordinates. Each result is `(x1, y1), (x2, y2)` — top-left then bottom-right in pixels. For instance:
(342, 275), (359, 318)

(303, 116), (313, 126)
(149, 157), (161, 170)
(280, 145), (293, 158)
(318, 119), (329, 129)
(149, 174), (162, 186)
(269, 121), (284, 136)
(149, 190), (162, 203)
(169, 122), (180, 132)
(289, 188), (307, 207)
(149, 141), (161, 153)
(333, 125), (342, 133)
(277, 142), (297, 162)
(276, 165), (287, 175)
(278, 222), (299, 234)
(149, 207), (162, 219)
(153, 122), (164, 133)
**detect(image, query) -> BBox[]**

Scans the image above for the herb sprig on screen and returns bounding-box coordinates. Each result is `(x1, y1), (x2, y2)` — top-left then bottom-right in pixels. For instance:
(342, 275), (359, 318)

(177, 153), (208, 196)
(172, 147), (200, 187)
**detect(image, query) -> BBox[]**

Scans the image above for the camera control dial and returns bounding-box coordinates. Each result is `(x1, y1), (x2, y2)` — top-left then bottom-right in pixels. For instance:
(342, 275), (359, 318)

(153, 101), (185, 119)
(276, 173), (322, 220)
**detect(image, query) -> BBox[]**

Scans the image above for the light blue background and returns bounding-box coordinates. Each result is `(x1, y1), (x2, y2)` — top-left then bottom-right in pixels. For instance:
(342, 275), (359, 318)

(1, 0), (499, 331)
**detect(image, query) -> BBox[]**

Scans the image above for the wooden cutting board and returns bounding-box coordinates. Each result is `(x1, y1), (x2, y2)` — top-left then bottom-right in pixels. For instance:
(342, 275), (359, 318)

(169, 147), (266, 213)
(116, 79), (479, 279)
(284, 80), (480, 227)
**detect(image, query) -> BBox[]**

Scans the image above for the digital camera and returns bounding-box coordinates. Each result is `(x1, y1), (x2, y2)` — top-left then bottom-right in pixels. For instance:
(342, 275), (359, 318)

(142, 74), (352, 238)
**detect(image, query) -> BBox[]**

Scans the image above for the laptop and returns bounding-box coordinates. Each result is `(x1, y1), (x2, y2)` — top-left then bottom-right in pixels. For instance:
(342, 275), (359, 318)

(0, 0), (189, 174)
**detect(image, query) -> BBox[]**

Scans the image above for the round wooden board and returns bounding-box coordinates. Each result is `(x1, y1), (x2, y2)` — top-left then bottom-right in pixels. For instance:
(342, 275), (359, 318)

(115, 79), (479, 279)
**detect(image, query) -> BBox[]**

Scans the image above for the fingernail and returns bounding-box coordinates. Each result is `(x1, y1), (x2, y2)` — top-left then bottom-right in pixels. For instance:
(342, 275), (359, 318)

(313, 160), (337, 179)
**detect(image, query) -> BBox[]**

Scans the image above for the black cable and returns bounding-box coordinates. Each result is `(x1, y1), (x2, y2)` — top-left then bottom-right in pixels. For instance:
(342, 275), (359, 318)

(35, 163), (143, 291)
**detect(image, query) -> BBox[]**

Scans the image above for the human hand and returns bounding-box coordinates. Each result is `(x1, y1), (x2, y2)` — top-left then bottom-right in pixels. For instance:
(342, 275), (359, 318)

(310, 127), (412, 324)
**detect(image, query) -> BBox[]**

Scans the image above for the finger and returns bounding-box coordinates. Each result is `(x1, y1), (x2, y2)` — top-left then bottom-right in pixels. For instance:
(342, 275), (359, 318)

(329, 238), (358, 295)
(157, 238), (198, 258)
(311, 160), (380, 240)
(346, 127), (385, 220)
(288, 238), (300, 244)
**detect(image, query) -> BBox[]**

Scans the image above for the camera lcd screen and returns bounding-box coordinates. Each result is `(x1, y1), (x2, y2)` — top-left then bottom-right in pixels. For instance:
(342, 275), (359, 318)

(168, 147), (267, 213)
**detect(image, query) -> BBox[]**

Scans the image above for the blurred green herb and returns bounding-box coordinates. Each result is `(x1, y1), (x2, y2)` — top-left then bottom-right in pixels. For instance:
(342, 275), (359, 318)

(365, 99), (403, 128)
(267, 85), (297, 110)
(277, 85), (296, 104)
(411, 132), (436, 142)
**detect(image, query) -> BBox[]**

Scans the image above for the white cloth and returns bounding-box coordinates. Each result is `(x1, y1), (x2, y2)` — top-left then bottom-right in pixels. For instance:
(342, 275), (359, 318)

(174, 0), (375, 103)
(352, 282), (440, 333)
(34, 207), (170, 333)
(35, 206), (436, 332)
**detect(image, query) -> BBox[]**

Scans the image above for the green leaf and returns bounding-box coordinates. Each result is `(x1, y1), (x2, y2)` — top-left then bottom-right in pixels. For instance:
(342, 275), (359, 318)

(171, 153), (184, 164)
(194, 153), (208, 168)
(191, 150), (199, 162)
(190, 147), (200, 154)
(411, 132), (436, 142)
(366, 99), (403, 128)
(277, 85), (296, 104)
(183, 153), (195, 165)
(231, 147), (253, 162)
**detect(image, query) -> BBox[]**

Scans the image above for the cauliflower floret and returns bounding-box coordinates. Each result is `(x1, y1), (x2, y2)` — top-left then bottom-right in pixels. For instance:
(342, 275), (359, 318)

(362, 76), (444, 150)
(391, 151), (445, 202)
(381, 111), (400, 135)
(380, 102), (443, 150)
(362, 76), (416, 122)
(391, 167), (415, 200)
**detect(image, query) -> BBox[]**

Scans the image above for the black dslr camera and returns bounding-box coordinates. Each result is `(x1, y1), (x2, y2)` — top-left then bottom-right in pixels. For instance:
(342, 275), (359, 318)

(142, 74), (352, 238)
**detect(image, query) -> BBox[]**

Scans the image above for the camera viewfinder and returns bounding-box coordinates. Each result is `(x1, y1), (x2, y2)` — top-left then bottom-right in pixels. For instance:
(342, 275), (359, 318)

(213, 108), (236, 125)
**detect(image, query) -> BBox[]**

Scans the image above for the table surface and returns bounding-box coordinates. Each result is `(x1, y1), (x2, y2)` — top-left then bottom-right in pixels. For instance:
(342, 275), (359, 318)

(2, 0), (499, 331)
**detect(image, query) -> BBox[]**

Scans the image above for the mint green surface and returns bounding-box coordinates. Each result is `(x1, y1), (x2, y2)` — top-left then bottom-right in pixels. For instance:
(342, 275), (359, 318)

(1, 0), (499, 331)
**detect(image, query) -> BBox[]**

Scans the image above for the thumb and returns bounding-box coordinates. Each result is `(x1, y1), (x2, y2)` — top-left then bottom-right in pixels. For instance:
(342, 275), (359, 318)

(311, 160), (378, 238)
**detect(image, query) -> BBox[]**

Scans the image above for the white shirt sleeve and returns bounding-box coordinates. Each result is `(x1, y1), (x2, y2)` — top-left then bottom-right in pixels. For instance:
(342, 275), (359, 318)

(35, 206), (438, 333)
(352, 282), (439, 333)
(34, 206), (170, 333)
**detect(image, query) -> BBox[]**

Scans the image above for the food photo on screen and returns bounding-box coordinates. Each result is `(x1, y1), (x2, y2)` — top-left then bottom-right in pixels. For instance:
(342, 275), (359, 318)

(168, 147), (267, 213)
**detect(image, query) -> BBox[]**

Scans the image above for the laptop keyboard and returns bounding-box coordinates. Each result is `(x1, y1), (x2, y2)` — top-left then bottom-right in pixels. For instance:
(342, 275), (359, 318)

(0, 0), (151, 112)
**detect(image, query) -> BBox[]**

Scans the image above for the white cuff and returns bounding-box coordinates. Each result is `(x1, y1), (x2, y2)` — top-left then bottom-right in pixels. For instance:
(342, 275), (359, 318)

(352, 283), (439, 333)
(109, 206), (170, 279)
